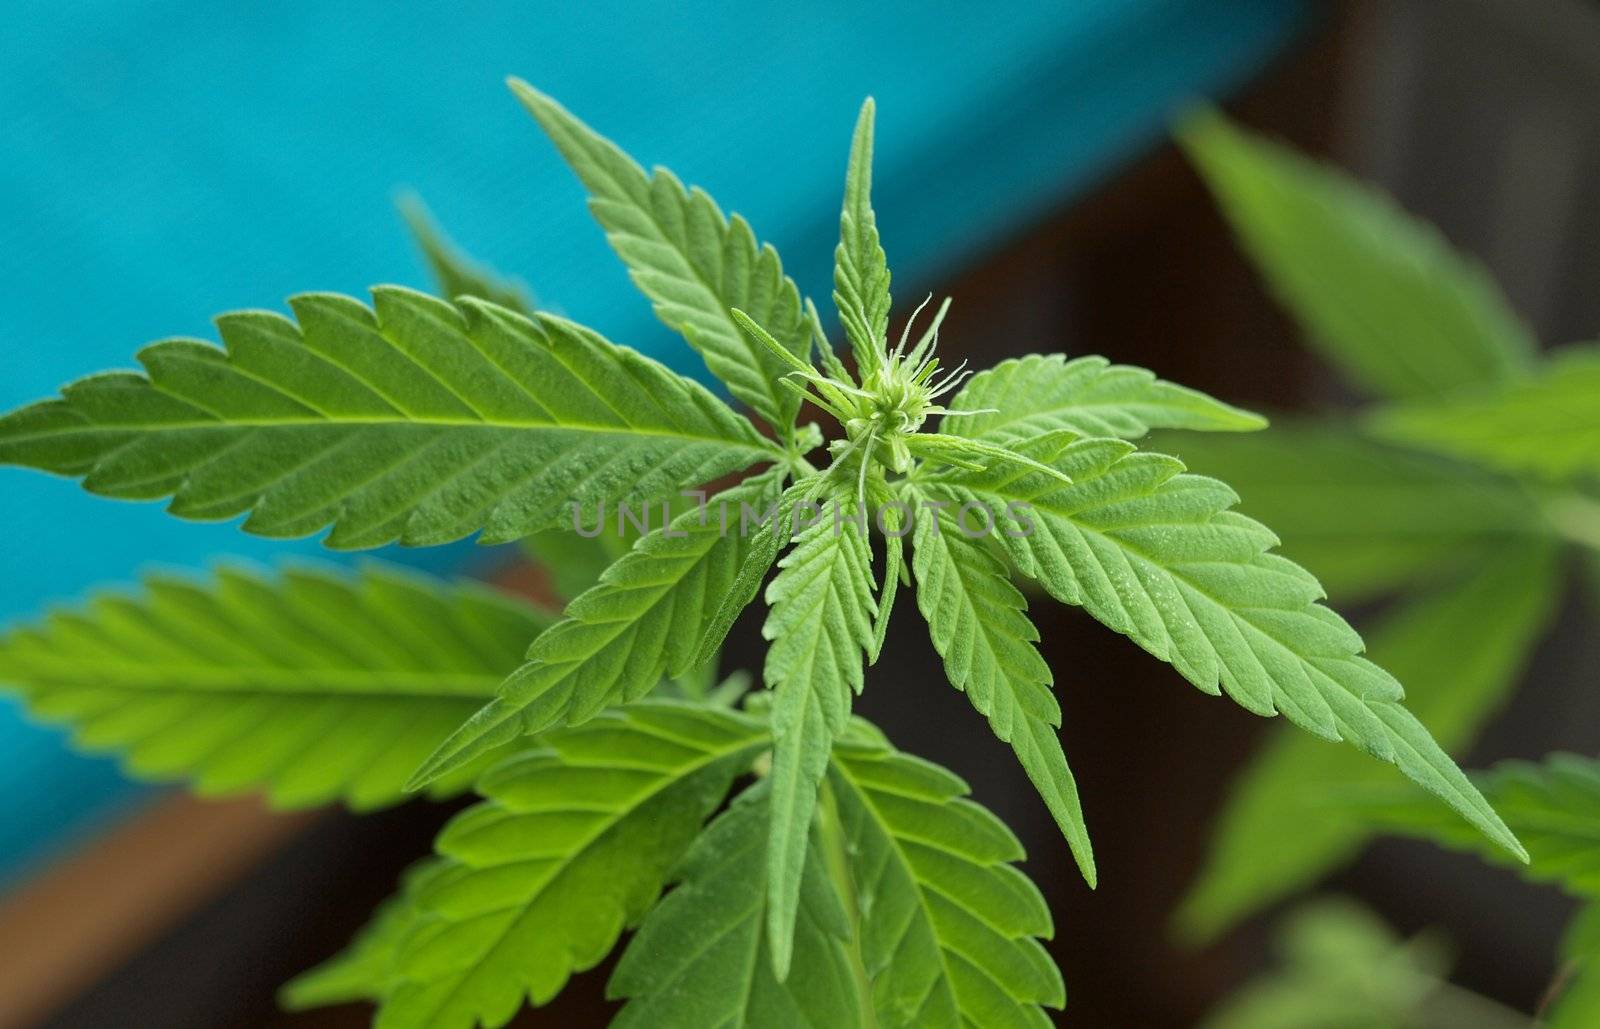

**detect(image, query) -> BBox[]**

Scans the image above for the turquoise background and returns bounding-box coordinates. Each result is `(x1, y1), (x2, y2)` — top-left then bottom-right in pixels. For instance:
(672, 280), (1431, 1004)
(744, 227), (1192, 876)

(0, 0), (1307, 879)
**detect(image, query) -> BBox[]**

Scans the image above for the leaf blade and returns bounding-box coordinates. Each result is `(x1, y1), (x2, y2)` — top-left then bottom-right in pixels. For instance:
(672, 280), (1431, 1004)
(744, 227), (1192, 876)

(830, 731), (1065, 1027)
(0, 292), (777, 548)
(905, 486), (1096, 887)
(947, 354), (1265, 443)
(1353, 752), (1600, 896)
(608, 778), (866, 1028)
(761, 485), (877, 976)
(399, 194), (532, 313)
(0, 563), (551, 809)
(834, 97), (891, 375)
(1153, 421), (1549, 603)
(1368, 343), (1600, 483)
(508, 79), (810, 433)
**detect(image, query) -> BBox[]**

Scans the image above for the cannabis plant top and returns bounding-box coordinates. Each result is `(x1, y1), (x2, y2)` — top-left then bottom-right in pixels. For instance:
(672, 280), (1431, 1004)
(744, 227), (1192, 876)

(0, 80), (1525, 1027)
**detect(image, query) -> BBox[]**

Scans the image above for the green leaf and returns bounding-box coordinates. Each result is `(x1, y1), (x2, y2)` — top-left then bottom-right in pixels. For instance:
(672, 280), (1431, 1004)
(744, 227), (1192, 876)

(905, 485), (1096, 888)
(0, 563), (549, 809)
(869, 491), (906, 662)
(921, 434), (1525, 863)
(1181, 109), (1535, 400)
(401, 200), (630, 603)
(1369, 344), (1600, 483)
(1153, 421), (1550, 603)
(509, 79), (811, 433)
(0, 290), (776, 548)
(1198, 899), (1449, 1029)
(399, 194), (532, 313)
(1552, 903), (1600, 1029)
(408, 471), (784, 788)
(282, 858), (443, 1009)
(946, 354), (1265, 443)
(374, 701), (769, 1029)
(834, 97), (891, 375)
(829, 731), (1065, 1027)
(1354, 753), (1600, 896)
(1175, 539), (1560, 942)
(608, 778), (866, 1028)
(762, 483), (877, 977)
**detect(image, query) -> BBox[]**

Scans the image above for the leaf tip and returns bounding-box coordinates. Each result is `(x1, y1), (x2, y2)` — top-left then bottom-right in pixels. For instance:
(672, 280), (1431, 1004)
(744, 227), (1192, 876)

(1233, 407), (1271, 431)
(403, 703), (508, 792)
(765, 916), (796, 983)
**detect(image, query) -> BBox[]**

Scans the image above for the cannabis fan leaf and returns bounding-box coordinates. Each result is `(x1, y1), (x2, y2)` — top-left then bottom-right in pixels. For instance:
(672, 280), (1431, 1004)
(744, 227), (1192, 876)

(380, 702), (767, 1029)
(1370, 344), (1600, 482)
(1175, 539), (1559, 940)
(1344, 754), (1600, 1026)
(0, 291), (775, 548)
(0, 564), (548, 808)
(1353, 753), (1600, 896)
(608, 778), (864, 1027)
(0, 82), (1533, 1028)
(1179, 107), (1535, 400)
(829, 733), (1065, 1027)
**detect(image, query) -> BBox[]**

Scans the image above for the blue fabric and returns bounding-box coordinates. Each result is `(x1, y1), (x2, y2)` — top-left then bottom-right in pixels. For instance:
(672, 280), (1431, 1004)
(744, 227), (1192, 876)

(0, 0), (1307, 880)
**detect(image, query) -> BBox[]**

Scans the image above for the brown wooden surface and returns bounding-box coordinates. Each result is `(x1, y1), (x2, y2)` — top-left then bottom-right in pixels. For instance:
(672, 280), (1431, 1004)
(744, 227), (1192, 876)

(0, 795), (313, 1029)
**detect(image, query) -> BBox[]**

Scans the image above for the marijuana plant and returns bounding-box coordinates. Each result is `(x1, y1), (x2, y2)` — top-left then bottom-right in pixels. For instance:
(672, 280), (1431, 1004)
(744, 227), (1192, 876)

(1170, 113), (1600, 945)
(0, 83), (1527, 1026)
